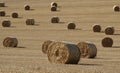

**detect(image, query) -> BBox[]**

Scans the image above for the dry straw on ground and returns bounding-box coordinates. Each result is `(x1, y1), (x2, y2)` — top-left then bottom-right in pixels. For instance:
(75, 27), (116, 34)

(67, 22), (76, 29)
(26, 19), (35, 25)
(0, 2), (5, 7)
(12, 12), (18, 18)
(0, 10), (5, 16)
(92, 24), (101, 32)
(42, 40), (55, 54)
(47, 41), (80, 64)
(51, 2), (58, 7)
(2, 20), (11, 27)
(113, 5), (120, 12)
(105, 26), (114, 35)
(24, 5), (30, 10)
(51, 16), (60, 23)
(51, 6), (57, 11)
(77, 41), (97, 58)
(102, 37), (113, 47)
(3, 37), (18, 47)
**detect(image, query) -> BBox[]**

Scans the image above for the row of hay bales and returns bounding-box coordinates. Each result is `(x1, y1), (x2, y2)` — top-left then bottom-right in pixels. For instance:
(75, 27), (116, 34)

(2, 36), (113, 62)
(42, 39), (114, 64)
(93, 24), (115, 35)
(0, 2), (34, 26)
(0, 2), (31, 10)
(42, 40), (97, 64)
(1, 19), (35, 27)
(0, 11), (19, 18)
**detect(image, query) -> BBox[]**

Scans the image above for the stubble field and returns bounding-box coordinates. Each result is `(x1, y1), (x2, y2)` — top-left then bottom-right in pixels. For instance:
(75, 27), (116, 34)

(0, 0), (120, 73)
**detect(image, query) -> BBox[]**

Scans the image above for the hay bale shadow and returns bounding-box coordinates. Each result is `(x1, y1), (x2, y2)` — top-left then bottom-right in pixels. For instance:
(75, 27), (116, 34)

(59, 22), (65, 24)
(18, 17), (23, 19)
(30, 9), (35, 11)
(17, 46), (26, 48)
(51, 10), (60, 12)
(0, 6), (8, 7)
(112, 46), (120, 48)
(27, 24), (39, 26)
(79, 63), (102, 66)
(75, 28), (82, 30)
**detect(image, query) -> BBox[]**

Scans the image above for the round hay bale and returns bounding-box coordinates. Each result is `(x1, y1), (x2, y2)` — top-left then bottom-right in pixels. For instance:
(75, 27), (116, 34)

(51, 2), (57, 7)
(51, 16), (60, 23)
(2, 20), (11, 27)
(77, 41), (97, 58)
(92, 24), (101, 32)
(102, 37), (113, 47)
(67, 23), (76, 29)
(12, 12), (18, 18)
(0, 11), (5, 16)
(42, 40), (55, 54)
(47, 41), (80, 64)
(105, 26), (114, 35)
(0, 2), (5, 7)
(24, 5), (30, 10)
(3, 37), (18, 47)
(26, 19), (35, 25)
(51, 6), (57, 11)
(113, 5), (119, 12)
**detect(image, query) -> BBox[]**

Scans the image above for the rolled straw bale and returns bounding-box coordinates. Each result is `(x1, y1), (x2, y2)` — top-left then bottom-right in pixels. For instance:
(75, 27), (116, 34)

(2, 20), (11, 27)
(24, 5), (30, 10)
(51, 2), (57, 7)
(26, 19), (35, 25)
(0, 11), (5, 16)
(51, 16), (60, 23)
(77, 41), (97, 58)
(51, 6), (57, 11)
(47, 41), (80, 64)
(3, 37), (18, 47)
(12, 12), (18, 18)
(67, 22), (76, 29)
(102, 37), (113, 47)
(113, 5), (119, 12)
(0, 2), (5, 7)
(105, 26), (114, 35)
(92, 24), (101, 32)
(42, 40), (55, 54)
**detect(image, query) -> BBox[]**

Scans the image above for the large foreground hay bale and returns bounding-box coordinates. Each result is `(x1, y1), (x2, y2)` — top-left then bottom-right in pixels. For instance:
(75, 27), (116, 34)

(102, 37), (113, 47)
(51, 2), (57, 7)
(92, 24), (101, 32)
(105, 26), (114, 35)
(2, 20), (11, 27)
(12, 12), (18, 18)
(42, 40), (55, 54)
(0, 2), (5, 7)
(51, 16), (60, 23)
(3, 37), (18, 47)
(51, 6), (57, 11)
(47, 41), (80, 64)
(0, 11), (5, 16)
(113, 5), (120, 12)
(24, 5), (30, 10)
(26, 19), (35, 25)
(67, 23), (76, 29)
(77, 41), (97, 58)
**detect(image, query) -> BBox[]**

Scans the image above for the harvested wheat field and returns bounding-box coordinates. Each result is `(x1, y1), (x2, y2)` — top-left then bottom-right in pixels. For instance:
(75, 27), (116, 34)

(0, 0), (120, 73)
